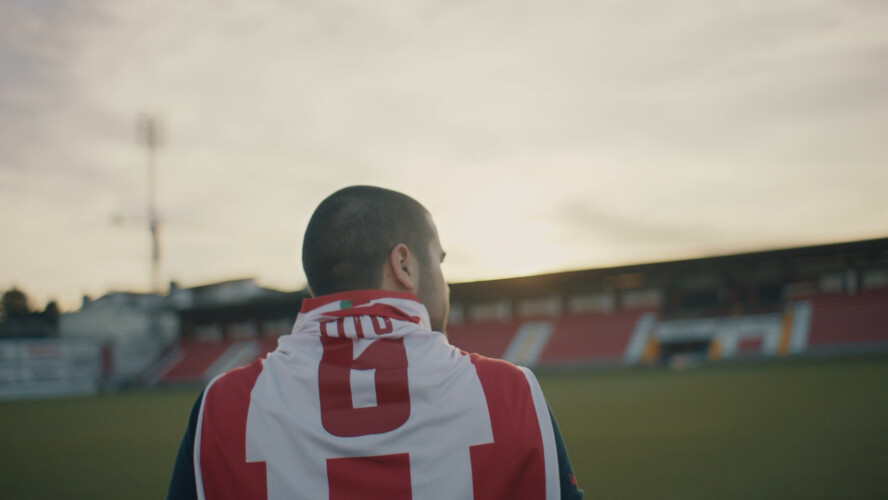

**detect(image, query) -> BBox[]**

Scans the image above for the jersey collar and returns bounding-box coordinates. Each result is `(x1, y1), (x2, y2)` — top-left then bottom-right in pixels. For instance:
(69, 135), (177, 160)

(300, 290), (420, 313)
(297, 290), (432, 333)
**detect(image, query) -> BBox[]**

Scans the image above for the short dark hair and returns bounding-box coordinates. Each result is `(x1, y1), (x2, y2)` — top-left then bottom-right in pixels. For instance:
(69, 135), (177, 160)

(302, 186), (433, 296)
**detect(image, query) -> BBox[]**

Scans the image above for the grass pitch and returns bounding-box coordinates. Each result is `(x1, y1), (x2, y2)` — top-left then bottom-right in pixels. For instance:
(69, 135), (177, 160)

(1, 355), (886, 499)
(541, 355), (888, 499)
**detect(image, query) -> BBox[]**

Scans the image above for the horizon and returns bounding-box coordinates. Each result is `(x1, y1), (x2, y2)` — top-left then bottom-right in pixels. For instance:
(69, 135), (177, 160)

(9, 232), (886, 313)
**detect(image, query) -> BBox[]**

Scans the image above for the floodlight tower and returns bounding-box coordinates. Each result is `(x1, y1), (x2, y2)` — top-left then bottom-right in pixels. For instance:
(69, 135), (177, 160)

(137, 114), (163, 295)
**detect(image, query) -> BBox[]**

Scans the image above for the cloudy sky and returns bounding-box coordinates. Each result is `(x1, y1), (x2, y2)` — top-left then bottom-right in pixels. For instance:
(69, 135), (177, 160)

(2, 0), (887, 310)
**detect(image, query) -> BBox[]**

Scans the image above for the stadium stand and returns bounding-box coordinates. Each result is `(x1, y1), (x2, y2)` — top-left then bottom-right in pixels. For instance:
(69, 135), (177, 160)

(158, 336), (283, 383)
(161, 339), (246, 383)
(446, 319), (522, 359)
(736, 337), (764, 356)
(156, 287), (887, 383)
(142, 237), (887, 385)
(501, 321), (553, 366)
(806, 288), (888, 347)
(538, 310), (646, 365)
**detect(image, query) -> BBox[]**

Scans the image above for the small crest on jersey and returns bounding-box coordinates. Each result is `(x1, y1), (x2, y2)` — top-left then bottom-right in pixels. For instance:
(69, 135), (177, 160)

(339, 300), (353, 310)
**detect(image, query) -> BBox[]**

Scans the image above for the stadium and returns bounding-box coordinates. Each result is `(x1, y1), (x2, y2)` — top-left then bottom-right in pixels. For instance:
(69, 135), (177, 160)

(3, 1), (887, 497)
(1, 236), (886, 498)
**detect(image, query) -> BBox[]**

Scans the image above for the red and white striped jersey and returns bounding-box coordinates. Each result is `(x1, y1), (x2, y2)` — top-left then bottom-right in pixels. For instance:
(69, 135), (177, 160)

(181, 291), (571, 499)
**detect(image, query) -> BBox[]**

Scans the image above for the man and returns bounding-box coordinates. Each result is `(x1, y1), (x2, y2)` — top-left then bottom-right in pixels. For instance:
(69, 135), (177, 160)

(168, 186), (583, 499)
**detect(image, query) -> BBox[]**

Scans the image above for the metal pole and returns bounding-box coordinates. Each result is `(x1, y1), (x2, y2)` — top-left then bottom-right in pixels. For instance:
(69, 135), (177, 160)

(139, 115), (162, 295)
(138, 114), (163, 343)
(148, 131), (160, 295)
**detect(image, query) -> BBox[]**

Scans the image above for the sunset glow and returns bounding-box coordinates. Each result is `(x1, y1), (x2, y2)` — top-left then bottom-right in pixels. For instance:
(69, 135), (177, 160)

(1, 1), (887, 310)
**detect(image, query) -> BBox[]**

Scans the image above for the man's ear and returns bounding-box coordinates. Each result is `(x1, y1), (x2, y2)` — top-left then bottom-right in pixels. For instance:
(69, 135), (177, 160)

(385, 243), (418, 291)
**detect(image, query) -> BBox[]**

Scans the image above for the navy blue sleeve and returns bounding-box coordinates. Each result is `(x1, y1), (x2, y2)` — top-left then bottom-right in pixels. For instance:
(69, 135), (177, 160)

(167, 391), (204, 500)
(550, 407), (584, 499)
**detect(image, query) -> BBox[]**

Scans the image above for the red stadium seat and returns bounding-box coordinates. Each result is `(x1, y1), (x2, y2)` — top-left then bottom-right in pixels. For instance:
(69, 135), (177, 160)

(538, 310), (645, 365)
(447, 320), (522, 358)
(807, 288), (888, 346)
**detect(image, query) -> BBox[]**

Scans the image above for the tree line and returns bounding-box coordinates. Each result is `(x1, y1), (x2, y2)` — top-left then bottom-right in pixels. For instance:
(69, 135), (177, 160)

(0, 287), (60, 339)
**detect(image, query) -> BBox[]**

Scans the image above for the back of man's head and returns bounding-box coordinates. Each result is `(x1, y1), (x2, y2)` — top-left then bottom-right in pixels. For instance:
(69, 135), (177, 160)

(302, 186), (432, 296)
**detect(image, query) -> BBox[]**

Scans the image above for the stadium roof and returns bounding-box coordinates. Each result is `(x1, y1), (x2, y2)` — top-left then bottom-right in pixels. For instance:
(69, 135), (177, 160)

(449, 237), (888, 300)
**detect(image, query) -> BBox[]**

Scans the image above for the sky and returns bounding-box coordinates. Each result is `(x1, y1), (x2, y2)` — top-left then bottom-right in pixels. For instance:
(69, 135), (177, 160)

(1, 0), (887, 311)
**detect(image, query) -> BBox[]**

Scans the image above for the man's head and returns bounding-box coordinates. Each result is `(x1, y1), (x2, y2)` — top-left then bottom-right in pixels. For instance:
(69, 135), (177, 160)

(302, 186), (450, 331)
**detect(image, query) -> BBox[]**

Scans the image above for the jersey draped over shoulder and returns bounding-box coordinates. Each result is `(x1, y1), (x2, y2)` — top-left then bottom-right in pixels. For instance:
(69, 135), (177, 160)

(186, 291), (563, 499)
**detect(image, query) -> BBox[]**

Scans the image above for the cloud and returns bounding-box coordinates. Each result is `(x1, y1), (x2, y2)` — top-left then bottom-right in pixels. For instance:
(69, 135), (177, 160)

(1, 0), (887, 308)
(554, 200), (720, 246)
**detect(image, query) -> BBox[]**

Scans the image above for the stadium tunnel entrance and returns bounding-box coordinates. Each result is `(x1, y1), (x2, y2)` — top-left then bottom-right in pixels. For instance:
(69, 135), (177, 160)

(658, 339), (712, 367)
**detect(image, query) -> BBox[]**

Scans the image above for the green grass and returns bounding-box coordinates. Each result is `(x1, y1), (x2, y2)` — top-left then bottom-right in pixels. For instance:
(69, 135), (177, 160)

(1, 356), (886, 499)
(541, 356), (888, 499)
(0, 386), (201, 499)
